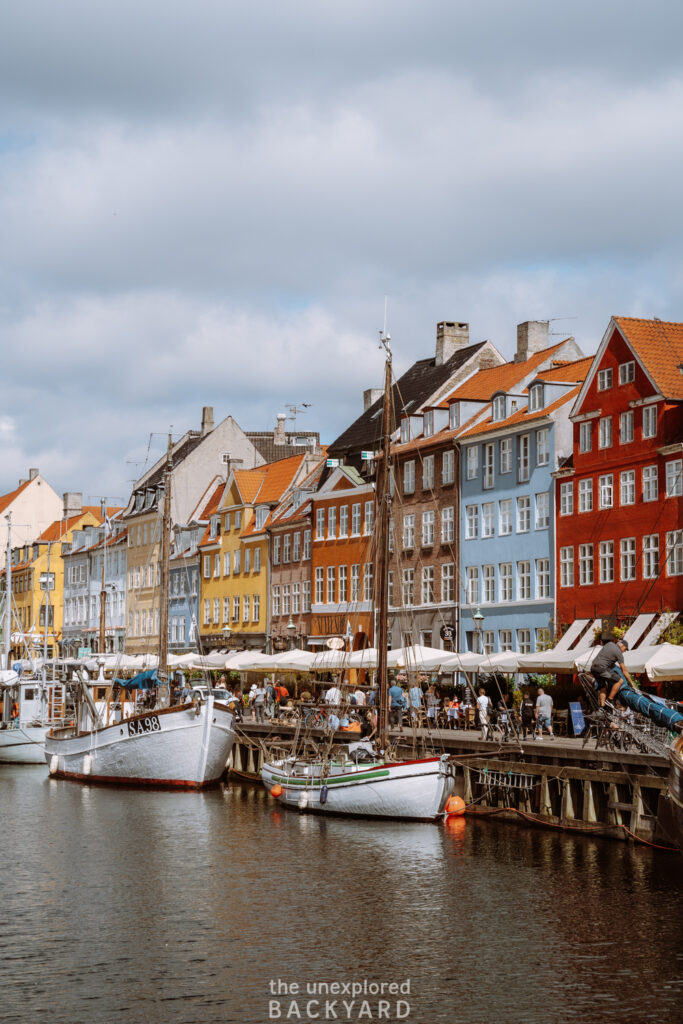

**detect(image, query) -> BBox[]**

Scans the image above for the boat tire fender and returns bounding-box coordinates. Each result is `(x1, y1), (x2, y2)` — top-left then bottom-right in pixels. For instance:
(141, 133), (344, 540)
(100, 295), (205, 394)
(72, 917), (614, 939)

(320, 784), (329, 805)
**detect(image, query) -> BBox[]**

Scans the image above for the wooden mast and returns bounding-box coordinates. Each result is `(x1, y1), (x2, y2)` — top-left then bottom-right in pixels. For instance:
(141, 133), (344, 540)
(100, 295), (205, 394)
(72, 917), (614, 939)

(98, 500), (107, 656)
(158, 432), (173, 705)
(376, 335), (392, 751)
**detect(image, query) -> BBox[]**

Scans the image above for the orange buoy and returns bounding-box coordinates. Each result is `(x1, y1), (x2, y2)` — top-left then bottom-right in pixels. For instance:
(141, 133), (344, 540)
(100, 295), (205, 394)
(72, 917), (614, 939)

(270, 784), (283, 798)
(444, 795), (466, 817)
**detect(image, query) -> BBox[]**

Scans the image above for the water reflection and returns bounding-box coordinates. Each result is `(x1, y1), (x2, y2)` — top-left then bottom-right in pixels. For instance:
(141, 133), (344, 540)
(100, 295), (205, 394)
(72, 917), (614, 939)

(0, 769), (681, 1024)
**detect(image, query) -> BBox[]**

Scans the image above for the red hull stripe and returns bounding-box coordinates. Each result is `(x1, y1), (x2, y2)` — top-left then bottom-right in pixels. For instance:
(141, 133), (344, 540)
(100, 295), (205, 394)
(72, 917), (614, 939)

(50, 770), (221, 789)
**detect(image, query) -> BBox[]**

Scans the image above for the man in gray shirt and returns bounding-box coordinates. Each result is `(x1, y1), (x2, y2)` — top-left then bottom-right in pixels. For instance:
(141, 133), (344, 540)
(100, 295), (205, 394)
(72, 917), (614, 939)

(535, 688), (554, 739)
(591, 639), (634, 706)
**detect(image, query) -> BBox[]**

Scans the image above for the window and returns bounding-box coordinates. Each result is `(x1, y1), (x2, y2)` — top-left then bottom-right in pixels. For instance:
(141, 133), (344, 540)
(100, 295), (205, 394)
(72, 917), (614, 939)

(253, 595), (260, 622)
(492, 394), (506, 421)
(518, 434), (530, 482)
(351, 504), (361, 536)
(441, 506), (454, 543)
(598, 368), (613, 391)
(666, 460), (682, 497)
(598, 474), (613, 509)
(483, 443), (495, 489)
(579, 422), (592, 453)
(620, 538), (636, 581)
(642, 465), (658, 502)
(234, 510), (242, 529)
(449, 403), (460, 429)
(599, 417), (612, 449)
(422, 455), (435, 490)
(643, 535), (659, 579)
(442, 450), (455, 485)
(302, 580), (311, 612)
(232, 596), (240, 621)
(666, 531), (683, 576)
(579, 479), (593, 513)
(350, 565), (360, 602)
(620, 411), (634, 444)
(516, 496), (530, 533)
(327, 508), (336, 539)
(339, 565), (348, 602)
(466, 446), (479, 480)
(223, 596), (230, 623)
(442, 563), (455, 602)
(316, 508), (325, 539)
(213, 597), (220, 624)
(500, 630), (513, 652)
(243, 595), (250, 623)
(400, 418), (410, 444)
(620, 470), (635, 505)
(579, 544), (594, 586)
(482, 564), (495, 603)
(224, 513), (231, 531)
(203, 599), (210, 626)
(423, 410), (434, 437)
(536, 558), (550, 598)
(422, 510), (435, 546)
(560, 547), (574, 588)
(529, 385), (544, 412)
(387, 571), (394, 607)
(466, 567), (479, 604)
(272, 536), (280, 565)
(282, 585), (291, 616)
(466, 505), (479, 539)
(326, 567), (336, 604)
(498, 499), (512, 535)
(535, 492), (549, 529)
(233, 549), (241, 574)
(619, 360), (635, 385)
(255, 548), (261, 573)
(402, 568), (414, 606)
(537, 429), (550, 466)
(223, 551), (231, 576)
(403, 514), (415, 549)
(500, 438), (512, 474)
(643, 405), (657, 439)
(315, 567), (324, 604)
(203, 556), (211, 579)
(292, 533), (301, 561)
(422, 566), (435, 604)
(244, 548), (251, 573)
(536, 627), (552, 650)
(303, 530), (311, 560)
(599, 541), (614, 584)
(403, 461), (415, 495)
(560, 481), (573, 516)
(339, 506), (348, 537)
(517, 629), (531, 654)
(482, 502), (495, 538)
(517, 561), (531, 600)
(499, 563), (512, 602)
(364, 501), (374, 536)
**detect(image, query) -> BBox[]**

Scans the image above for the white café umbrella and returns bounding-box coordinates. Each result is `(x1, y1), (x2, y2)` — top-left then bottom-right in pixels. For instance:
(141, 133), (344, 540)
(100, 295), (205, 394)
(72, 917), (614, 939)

(270, 649), (316, 672)
(440, 651), (485, 672)
(347, 647), (379, 669)
(478, 651), (521, 674)
(224, 651), (273, 672)
(645, 643), (683, 682)
(311, 649), (351, 671)
(387, 645), (450, 671)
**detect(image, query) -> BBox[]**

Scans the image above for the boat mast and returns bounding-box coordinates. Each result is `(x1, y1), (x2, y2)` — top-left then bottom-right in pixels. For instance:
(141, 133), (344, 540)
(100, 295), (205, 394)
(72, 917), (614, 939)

(158, 431), (173, 704)
(376, 332), (392, 751)
(99, 500), (107, 656)
(3, 512), (11, 670)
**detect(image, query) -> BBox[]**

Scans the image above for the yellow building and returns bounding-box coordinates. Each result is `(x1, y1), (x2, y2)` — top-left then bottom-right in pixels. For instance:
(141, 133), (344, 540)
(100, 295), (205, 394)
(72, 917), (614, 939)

(4, 502), (102, 660)
(199, 455), (310, 652)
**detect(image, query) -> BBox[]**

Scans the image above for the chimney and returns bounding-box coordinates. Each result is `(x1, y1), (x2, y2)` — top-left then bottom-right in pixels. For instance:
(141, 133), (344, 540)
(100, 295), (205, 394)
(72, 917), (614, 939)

(63, 492), (83, 518)
(29, 468), (39, 481)
(515, 321), (549, 363)
(364, 388), (383, 412)
(274, 413), (287, 445)
(435, 321), (469, 365)
(201, 406), (214, 437)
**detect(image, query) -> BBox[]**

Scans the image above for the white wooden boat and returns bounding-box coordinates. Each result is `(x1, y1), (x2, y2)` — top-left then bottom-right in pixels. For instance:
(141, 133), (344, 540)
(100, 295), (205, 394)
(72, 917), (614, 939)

(45, 694), (235, 788)
(0, 672), (69, 764)
(263, 749), (453, 820)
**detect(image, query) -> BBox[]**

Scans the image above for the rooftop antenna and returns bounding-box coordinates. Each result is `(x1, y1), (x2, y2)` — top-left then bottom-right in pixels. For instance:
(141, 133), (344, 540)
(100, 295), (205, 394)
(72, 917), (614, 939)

(285, 403), (312, 433)
(549, 315), (578, 337)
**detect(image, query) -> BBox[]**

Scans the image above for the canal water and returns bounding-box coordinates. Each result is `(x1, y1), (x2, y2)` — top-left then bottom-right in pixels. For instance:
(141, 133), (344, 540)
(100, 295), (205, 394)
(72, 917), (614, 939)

(1, 766), (681, 1024)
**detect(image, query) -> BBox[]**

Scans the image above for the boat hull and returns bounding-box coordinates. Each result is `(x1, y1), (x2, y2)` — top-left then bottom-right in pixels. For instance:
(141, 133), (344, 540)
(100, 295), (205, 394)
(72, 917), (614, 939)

(668, 735), (683, 854)
(44, 699), (235, 789)
(0, 725), (50, 764)
(262, 755), (454, 820)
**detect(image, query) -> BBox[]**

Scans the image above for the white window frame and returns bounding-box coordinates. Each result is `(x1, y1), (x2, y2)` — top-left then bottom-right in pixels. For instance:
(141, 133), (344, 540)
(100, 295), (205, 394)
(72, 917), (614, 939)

(559, 481), (573, 516)
(599, 541), (614, 584)
(598, 474), (613, 509)
(666, 460), (682, 498)
(620, 470), (635, 506)
(499, 438), (512, 474)
(619, 360), (635, 385)
(642, 405), (657, 439)
(597, 367), (613, 391)
(599, 417), (612, 450)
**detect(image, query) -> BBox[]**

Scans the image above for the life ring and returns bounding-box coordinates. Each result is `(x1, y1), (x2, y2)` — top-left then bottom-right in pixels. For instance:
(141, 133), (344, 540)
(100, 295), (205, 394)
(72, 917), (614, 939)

(10, 701), (20, 720)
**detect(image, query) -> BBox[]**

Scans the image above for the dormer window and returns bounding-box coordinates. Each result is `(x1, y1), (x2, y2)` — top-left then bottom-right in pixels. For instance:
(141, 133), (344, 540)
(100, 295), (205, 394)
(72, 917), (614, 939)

(423, 410), (434, 438)
(492, 395), (506, 421)
(255, 507), (268, 530)
(209, 515), (220, 539)
(449, 403), (459, 430)
(529, 384), (544, 412)
(619, 361), (635, 385)
(400, 418), (410, 444)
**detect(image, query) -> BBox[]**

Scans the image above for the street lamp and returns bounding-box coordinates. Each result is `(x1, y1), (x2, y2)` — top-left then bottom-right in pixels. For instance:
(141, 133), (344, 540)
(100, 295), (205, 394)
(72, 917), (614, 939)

(286, 616), (296, 651)
(473, 607), (485, 654)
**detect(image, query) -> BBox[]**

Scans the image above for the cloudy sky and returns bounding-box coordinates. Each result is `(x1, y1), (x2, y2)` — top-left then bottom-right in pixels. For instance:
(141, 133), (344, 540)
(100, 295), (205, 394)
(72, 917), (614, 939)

(1, 1), (682, 503)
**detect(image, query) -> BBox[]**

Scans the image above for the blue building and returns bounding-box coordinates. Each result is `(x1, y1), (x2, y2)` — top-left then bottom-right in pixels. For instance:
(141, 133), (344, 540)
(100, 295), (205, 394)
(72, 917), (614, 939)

(457, 349), (590, 654)
(169, 523), (202, 653)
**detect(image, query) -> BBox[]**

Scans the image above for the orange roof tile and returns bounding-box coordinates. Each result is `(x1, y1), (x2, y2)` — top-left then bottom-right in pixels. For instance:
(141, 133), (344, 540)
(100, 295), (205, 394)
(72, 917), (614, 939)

(37, 507), (108, 542)
(233, 468), (267, 504)
(534, 356), (594, 382)
(613, 317), (683, 400)
(234, 453), (306, 506)
(459, 386), (580, 439)
(0, 478), (32, 516)
(435, 342), (567, 407)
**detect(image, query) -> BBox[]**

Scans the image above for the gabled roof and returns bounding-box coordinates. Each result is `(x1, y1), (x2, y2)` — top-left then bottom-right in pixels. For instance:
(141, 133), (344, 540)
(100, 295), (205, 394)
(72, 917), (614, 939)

(246, 430), (321, 464)
(436, 342), (567, 405)
(533, 356), (594, 382)
(37, 507), (114, 542)
(0, 478), (31, 516)
(613, 317), (683, 400)
(458, 387), (581, 439)
(328, 341), (487, 455)
(234, 453), (307, 506)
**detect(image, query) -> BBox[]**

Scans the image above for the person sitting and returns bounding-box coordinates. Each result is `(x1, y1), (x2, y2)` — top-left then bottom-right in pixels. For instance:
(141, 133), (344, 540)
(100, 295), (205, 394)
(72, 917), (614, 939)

(591, 639), (634, 706)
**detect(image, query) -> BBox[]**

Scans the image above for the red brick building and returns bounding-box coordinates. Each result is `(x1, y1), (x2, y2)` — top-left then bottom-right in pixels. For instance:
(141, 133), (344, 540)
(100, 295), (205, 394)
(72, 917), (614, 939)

(556, 317), (683, 629)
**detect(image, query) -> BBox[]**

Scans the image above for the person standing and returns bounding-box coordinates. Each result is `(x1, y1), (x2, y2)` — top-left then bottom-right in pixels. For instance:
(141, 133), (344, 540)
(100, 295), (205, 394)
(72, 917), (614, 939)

(520, 691), (536, 739)
(476, 687), (492, 740)
(388, 680), (406, 729)
(252, 681), (266, 723)
(408, 681), (423, 725)
(426, 685), (439, 729)
(535, 687), (554, 739)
